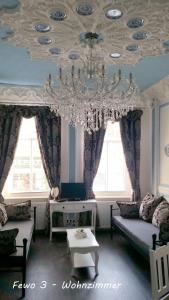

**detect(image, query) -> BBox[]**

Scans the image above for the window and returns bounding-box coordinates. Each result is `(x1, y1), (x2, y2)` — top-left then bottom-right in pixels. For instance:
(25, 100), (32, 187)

(93, 121), (131, 196)
(3, 118), (49, 196)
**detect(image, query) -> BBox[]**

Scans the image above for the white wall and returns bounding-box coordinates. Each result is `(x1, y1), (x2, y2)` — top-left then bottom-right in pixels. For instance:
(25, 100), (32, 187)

(143, 75), (169, 198)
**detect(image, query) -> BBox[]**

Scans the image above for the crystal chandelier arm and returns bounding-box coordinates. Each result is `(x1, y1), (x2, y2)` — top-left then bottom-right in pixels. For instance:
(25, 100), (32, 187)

(111, 69), (122, 91)
(120, 73), (135, 97)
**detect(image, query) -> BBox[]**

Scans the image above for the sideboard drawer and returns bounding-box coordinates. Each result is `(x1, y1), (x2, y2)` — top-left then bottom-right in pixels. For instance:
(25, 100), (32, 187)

(50, 202), (96, 213)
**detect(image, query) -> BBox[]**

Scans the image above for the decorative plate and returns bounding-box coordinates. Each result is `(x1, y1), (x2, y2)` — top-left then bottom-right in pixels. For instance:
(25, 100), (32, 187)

(132, 31), (148, 40)
(126, 44), (139, 51)
(76, 3), (94, 16)
(68, 52), (80, 60)
(35, 23), (51, 32)
(110, 53), (121, 58)
(49, 47), (62, 55)
(105, 9), (123, 20)
(75, 229), (87, 239)
(127, 17), (144, 28)
(50, 10), (67, 21)
(38, 36), (52, 45)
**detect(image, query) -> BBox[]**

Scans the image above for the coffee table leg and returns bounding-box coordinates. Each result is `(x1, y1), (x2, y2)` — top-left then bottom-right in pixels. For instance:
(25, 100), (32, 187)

(94, 251), (99, 275)
(71, 251), (75, 276)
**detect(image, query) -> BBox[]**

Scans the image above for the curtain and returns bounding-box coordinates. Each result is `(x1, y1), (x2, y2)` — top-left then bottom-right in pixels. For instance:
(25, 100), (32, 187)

(0, 107), (21, 203)
(35, 107), (61, 191)
(120, 110), (143, 202)
(35, 108), (61, 231)
(84, 126), (106, 199)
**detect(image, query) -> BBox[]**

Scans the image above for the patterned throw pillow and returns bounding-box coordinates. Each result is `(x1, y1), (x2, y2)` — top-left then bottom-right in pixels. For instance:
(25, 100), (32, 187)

(0, 203), (8, 226)
(5, 200), (31, 221)
(139, 193), (164, 222)
(159, 223), (169, 242)
(0, 228), (19, 255)
(152, 200), (169, 227)
(117, 202), (140, 218)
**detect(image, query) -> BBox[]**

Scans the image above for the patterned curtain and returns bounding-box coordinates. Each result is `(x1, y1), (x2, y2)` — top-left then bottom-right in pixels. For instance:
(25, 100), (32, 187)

(84, 126), (106, 199)
(35, 107), (61, 192)
(0, 107), (21, 203)
(35, 108), (61, 232)
(119, 110), (143, 202)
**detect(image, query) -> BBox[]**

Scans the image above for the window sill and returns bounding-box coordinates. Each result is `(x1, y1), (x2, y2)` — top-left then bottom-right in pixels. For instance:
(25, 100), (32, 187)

(4, 193), (49, 202)
(96, 195), (131, 203)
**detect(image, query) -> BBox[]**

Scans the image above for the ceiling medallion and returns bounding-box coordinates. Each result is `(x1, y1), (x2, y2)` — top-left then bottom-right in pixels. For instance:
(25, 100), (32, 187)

(44, 32), (142, 133)
(126, 44), (139, 51)
(68, 52), (80, 60)
(50, 10), (67, 21)
(127, 18), (144, 28)
(38, 36), (52, 45)
(105, 9), (123, 20)
(163, 40), (169, 48)
(76, 3), (94, 16)
(110, 53), (121, 58)
(49, 48), (62, 55)
(132, 31), (148, 40)
(35, 24), (51, 32)
(1, 0), (169, 65)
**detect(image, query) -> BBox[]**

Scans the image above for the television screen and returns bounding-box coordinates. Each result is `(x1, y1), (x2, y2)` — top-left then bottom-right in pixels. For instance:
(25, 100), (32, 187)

(60, 183), (86, 200)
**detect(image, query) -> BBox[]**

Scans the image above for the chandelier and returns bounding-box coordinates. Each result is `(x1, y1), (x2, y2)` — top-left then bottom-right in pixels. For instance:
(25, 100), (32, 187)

(44, 32), (141, 133)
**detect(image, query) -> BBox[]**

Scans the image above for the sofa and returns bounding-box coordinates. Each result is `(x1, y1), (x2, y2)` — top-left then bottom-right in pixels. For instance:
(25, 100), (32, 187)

(110, 195), (169, 260)
(0, 206), (36, 298)
(111, 215), (159, 259)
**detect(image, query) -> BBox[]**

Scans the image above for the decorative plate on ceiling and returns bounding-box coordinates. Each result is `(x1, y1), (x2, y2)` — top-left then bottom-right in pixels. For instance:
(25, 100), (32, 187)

(1, 0), (169, 65)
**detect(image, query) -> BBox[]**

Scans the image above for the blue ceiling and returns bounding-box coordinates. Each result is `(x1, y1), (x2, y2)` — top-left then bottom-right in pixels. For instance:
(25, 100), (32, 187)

(0, 0), (169, 92)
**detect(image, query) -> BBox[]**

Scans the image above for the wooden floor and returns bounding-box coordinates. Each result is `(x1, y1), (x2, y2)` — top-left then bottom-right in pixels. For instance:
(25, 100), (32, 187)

(0, 232), (151, 300)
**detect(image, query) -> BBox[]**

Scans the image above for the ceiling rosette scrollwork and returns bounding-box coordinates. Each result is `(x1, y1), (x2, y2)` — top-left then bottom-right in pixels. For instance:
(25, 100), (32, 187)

(1, 0), (169, 65)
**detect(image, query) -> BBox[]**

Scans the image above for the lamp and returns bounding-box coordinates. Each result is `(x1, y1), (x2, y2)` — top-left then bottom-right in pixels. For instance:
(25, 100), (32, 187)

(44, 32), (142, 133)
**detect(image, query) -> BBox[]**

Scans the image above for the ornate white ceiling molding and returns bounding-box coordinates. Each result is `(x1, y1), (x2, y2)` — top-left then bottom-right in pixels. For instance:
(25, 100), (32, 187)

(0, 83), (151, 108)
(1, 0), (169, 65)
(0, 85), (45, 105)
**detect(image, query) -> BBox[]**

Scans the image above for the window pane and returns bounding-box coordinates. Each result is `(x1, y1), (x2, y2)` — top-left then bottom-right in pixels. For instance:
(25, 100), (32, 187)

(93, 121), (130, 193)
(12, 173), (30, 192)
(3, 118), (49, 194)
(107, 142), (125, 191)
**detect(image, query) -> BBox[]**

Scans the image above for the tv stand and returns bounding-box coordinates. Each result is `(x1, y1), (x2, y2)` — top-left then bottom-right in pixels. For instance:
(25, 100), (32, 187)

(49, 200), (96, 241)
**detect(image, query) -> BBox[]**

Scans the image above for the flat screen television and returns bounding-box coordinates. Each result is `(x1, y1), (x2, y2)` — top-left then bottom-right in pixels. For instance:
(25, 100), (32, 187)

(60, 183), (86, 200)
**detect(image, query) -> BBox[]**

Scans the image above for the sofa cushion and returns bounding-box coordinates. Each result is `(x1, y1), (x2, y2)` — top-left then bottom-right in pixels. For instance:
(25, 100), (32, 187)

(117, 202), (139, 218)
(0, 203), (8, 226)
(112, 215), (159, 257)
(159, 223), (169, 242)
(5, 200), (31, 221)
(3, 219), (34, 257)
(0, 228), (19, 255)
(139, 194), (164, 222)
(152, 200), (169, 227)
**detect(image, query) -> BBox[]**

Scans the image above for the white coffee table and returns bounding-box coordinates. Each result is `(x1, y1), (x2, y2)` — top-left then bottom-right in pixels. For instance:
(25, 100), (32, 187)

(66, 228), (99, 276)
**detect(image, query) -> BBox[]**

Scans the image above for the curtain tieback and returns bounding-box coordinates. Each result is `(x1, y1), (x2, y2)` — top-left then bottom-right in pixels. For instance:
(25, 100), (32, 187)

(50, 187), (59, 200)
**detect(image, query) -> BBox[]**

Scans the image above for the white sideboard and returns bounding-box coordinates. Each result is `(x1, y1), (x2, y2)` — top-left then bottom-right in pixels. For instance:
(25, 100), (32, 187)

(49, 199), (97, 241)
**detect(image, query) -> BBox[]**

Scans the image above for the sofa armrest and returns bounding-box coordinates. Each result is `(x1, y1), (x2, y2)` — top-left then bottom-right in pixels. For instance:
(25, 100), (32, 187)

(33, 206), (36, 242)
